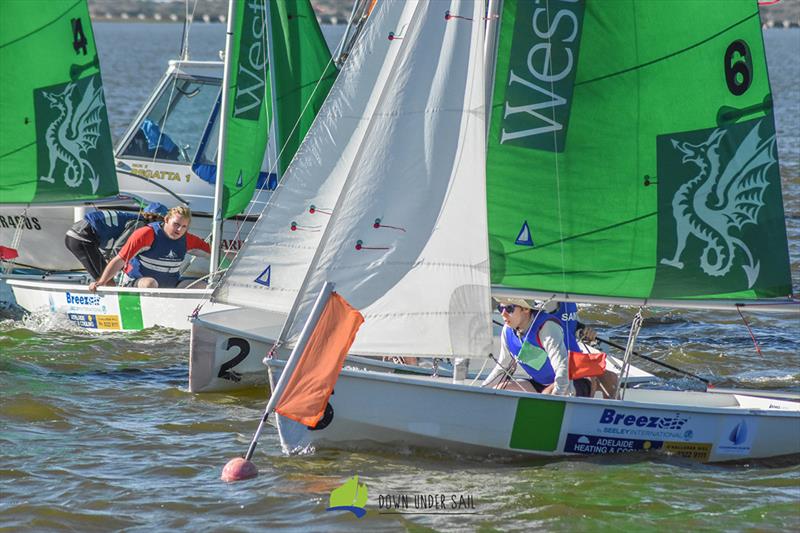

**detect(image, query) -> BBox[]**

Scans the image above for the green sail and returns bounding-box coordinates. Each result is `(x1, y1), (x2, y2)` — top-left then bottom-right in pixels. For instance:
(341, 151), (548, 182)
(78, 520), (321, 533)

(270, 0), (338, 176)
(486, 0), (791, 301)
(220, 0), (337, 218)
(0, 0), (118, 204)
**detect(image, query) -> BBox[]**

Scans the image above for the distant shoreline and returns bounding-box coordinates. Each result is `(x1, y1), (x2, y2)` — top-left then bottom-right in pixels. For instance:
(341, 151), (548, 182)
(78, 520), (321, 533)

(89, 18), (800, 29)
(91, 17), (347, 25)
(86, 0), (800, 28)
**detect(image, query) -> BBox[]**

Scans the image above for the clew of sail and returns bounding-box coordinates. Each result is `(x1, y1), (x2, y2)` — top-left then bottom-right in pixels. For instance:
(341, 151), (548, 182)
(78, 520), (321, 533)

(0, 0), (118, 204)
(485, 0), (792, 305)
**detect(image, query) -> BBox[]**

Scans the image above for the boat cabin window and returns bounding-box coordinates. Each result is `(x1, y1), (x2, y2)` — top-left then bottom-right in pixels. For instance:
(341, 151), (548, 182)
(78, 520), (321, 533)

(120, 75), (220, 163)
(194, 100), (221, 168)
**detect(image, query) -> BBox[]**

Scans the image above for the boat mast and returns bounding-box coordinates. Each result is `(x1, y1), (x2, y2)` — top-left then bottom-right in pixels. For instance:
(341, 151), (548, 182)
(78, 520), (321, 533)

(334, 0), (361, 63)
(209, 0), (238, 281)
(264, 3), (282, 182)
(483, 0), (501, 138)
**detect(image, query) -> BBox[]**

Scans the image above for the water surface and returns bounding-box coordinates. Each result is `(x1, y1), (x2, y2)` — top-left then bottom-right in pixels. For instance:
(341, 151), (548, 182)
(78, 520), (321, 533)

(1, 23), (798, 532)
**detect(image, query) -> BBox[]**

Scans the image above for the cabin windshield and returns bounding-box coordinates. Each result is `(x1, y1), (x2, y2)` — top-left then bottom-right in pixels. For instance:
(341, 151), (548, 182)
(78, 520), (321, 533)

(120, 75), (220, 164)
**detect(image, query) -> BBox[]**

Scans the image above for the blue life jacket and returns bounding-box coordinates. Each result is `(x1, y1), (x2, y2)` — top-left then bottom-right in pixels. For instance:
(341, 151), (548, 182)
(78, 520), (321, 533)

(554, 302), (583, 352)
(126, 222), (186, 287)
(85, 211), (140, 248)
(503, 311), (561, 385)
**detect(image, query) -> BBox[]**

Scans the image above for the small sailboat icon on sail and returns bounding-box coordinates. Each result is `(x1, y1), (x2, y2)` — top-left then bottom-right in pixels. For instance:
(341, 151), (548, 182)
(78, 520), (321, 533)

(515, 220), (534, 246)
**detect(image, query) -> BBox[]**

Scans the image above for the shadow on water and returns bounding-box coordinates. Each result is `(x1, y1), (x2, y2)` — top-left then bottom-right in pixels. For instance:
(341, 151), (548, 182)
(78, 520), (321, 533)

(79, 365), (187, 387)
(0, 358), (188, 388)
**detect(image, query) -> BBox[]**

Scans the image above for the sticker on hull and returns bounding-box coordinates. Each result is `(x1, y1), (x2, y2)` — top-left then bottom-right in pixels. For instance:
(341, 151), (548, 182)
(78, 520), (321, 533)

(54, 291), (142, 330)
(67, 313), (120, 330)
(565, 433), (712, 461)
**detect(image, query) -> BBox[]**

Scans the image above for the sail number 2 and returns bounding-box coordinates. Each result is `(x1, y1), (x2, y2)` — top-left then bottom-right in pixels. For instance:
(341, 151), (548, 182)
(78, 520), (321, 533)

(218, 337), (250, 382)
(724, 40), (752, 96)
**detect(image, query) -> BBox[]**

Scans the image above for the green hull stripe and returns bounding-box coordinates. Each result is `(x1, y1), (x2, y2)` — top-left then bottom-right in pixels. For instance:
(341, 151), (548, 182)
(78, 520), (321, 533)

(509, 397), (565, 451)
(118, 293), (143, 330)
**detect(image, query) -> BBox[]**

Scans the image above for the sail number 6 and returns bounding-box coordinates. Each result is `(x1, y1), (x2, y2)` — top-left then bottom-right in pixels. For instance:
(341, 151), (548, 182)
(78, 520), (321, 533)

(724, 40), (752, 96)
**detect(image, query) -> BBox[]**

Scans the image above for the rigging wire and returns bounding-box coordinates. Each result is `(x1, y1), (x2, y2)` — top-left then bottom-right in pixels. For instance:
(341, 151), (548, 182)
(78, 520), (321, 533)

(180, 0), (200, 61)
(616, 306), (645, 401)
(203, 6), (352, 298)
(736, 305), (764, 357)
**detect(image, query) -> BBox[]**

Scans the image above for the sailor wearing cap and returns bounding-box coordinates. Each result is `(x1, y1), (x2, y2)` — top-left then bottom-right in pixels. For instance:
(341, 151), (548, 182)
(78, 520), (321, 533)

(483, 297), (584, 396)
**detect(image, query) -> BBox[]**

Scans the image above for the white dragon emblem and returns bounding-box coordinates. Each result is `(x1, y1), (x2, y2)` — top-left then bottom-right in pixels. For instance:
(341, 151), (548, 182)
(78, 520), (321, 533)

(38, 78), (106, 193)
(660, 120), (775, 288)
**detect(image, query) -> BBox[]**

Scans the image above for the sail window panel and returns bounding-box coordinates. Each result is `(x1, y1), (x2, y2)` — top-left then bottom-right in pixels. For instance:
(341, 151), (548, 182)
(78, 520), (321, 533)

(120, 76), (220, 163)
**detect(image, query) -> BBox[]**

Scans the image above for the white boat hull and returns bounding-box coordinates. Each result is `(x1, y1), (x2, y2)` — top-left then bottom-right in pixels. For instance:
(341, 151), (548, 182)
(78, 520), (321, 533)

(190, 307), (286, 391)
(189, 307), (656, 393)
(0, 206), (85, 272)
(269, 362), (800, 463)
(8, 279), (233, 331)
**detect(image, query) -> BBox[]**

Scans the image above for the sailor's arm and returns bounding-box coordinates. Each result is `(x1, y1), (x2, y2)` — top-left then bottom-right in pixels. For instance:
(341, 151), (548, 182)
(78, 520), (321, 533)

(88, 256), (125, 292)
(540, 320), (570, 395)
(186, 233), (211, 256)
(88, 226), (153, 292)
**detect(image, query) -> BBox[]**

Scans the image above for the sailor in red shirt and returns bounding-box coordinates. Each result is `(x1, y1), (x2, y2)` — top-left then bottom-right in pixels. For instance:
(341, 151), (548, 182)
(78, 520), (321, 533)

(89, 206), (210, 291)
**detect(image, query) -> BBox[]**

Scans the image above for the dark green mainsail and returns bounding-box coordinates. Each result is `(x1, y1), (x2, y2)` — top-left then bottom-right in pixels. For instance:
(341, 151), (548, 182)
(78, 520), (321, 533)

(486, 0), (791, 301)
(0, 0), (117, 204)
(220, 0), (337, 218)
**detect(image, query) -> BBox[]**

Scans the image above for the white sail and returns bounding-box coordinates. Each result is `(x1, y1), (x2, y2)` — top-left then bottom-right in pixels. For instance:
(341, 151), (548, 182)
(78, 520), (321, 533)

(215, 1), (416, 314)
(286, 0), (493, 359)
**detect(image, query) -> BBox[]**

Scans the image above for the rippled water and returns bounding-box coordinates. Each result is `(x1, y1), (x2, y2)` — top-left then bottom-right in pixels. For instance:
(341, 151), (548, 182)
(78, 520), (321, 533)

(1, 24), (798, 532)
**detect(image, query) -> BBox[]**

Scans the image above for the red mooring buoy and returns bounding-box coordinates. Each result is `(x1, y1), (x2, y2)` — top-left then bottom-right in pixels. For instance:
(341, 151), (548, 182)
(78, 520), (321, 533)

(220, 457), (258, 482)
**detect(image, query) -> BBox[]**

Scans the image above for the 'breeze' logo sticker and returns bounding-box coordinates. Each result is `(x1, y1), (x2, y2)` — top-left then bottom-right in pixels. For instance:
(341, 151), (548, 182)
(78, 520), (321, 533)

(599, 408), (689, 431)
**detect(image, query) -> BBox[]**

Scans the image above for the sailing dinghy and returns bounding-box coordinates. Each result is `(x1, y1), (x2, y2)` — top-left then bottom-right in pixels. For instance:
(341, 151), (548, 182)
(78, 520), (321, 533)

(2, 0), (336, 331)
(208, 0), (798, 463)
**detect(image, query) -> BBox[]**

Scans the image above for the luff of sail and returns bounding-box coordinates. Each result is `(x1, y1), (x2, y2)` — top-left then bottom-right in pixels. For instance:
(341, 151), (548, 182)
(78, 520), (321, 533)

(0, 0), (118, 204)
(486, 0), (792, 304)
(215, 1), (417, 316)
(285, 0), (493, 359)
(216, 0), (336, 220)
